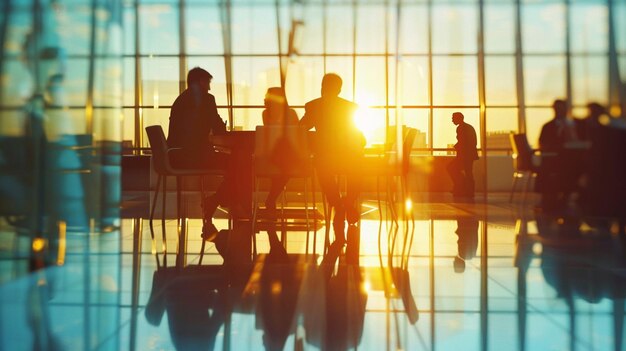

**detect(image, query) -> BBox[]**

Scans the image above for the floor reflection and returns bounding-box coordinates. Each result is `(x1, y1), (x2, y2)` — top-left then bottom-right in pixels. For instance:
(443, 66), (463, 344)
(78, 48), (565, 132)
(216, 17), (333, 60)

(1, 195), (626, 350)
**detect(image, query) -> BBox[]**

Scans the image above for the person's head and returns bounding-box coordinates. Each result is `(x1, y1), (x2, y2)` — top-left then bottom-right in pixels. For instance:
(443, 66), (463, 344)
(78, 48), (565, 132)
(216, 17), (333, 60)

(321, 73), (342, 97)
(264, 87), (287, 108)
(587, 102), (607, 120)
(187, 67), (213, 92)
(452, 112), (464, 125)
(552, 99), (568, 119)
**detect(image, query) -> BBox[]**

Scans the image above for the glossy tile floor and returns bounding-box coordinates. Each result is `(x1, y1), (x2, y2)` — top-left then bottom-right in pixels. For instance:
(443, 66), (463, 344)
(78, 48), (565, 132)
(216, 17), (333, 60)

(1, 192), (626, 351)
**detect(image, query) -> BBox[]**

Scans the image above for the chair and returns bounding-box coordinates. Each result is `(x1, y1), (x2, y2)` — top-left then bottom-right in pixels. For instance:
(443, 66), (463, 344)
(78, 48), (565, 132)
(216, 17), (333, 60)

(145, 125), (224, 255)
(251, 125), (321, 256)
(509, 133), (540, 203)
(361, 126), (418, 223)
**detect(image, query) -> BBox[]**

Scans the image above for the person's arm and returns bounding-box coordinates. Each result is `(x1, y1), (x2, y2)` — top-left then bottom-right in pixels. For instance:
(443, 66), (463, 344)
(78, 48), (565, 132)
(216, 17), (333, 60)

(299, 103), (314, 130)
(208, 94), (227, 135)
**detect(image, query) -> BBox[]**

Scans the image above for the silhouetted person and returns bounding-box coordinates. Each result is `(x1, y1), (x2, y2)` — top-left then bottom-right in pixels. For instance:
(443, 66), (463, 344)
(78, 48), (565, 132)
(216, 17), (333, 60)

(538, 100), (578, 153)
(446, 112), (478, 199)
(453, 216), (479, 273)
(576, 102), (607, 142)
(262, 87), (299, 211)
(536, 99), (580, 212)
(167, 67), (229, 239)
(300, 73), (365, 242)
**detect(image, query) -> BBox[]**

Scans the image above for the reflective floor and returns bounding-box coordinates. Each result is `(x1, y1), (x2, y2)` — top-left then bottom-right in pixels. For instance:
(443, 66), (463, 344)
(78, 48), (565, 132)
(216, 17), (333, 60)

(1, 192), (626, 351)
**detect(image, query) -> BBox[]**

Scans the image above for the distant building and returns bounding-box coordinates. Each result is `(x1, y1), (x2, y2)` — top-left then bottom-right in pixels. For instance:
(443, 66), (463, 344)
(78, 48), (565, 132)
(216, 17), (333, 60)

(486, 131), (513, 151)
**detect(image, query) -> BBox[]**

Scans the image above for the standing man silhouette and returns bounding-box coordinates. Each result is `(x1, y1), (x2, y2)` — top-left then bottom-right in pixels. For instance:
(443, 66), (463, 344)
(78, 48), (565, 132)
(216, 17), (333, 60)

(447, 112), (478, 199)
(300, 73), (365, 243)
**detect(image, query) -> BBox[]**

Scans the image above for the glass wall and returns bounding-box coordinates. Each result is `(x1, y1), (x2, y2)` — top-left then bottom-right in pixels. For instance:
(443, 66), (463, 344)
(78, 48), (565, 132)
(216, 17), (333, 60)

(122, 0), (624, 152)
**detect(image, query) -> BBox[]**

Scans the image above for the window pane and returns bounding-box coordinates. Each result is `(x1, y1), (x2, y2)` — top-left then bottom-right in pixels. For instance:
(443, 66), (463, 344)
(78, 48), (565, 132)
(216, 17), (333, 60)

(185, 5), (224, 55)
(355, 57), (387, 106)
(58, 5), (91, 56)
(433, 108), (480, 150)
(326, 5), (354, 54)
(231, 57), (281, 106)
(401, 108), (430, 152)
(571, 56), (608, 106)
(486, 108), (518, 151)
(139, 4), (179, 55)
(284, 57), (325, 107)
(1, 60), (34, 108)
(433, 57), (479, 106)
(522, 4), (566, 53)
(187, 57), (228, 107)
(570, 4), (608, 54)
(389, 57), (430, 106)
(432, 5), (477, 54)
(46, 109), (87, 138)
(523, 56), (566, 106)
(231, 5), (279, 54)
(123, 58), (135, 107)
(122, 108), (135, 142)
(484, 4), (515, 54)
(486, 108), (518, 134)
(298, 6), (324, 54)
(525, 107), (553, 149)
(123, 6), (136, 55)
(356, 5), (386, 53)
(398, 5), (429, 54)
(0, 110), (27, 137)
(93, 58), (123, 108)
(141, 57), (180, 108)
(65, 58), (89, 106)
(232, 108), (263, 131)
(616, 2), (626, 54)
(93, 108), (122, 141)
(485, 56), (517, 106)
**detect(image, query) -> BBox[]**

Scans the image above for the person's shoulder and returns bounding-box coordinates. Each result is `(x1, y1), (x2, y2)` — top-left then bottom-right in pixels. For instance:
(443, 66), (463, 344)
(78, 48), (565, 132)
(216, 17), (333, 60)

(305, 98), (323, 108)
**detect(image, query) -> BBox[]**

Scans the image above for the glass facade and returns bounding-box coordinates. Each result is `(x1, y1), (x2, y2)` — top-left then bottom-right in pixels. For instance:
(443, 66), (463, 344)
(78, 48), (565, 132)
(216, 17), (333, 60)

(114, 0), (625, 152)
(1, 1), (625, 349)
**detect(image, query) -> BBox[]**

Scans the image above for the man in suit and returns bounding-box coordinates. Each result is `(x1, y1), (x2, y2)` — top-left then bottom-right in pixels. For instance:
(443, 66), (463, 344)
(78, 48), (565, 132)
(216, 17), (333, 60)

(167, 67), (229, 239)
(536, 99), (580, 212)
(300, 73), (365, 243)
(446, 112), (478, 199)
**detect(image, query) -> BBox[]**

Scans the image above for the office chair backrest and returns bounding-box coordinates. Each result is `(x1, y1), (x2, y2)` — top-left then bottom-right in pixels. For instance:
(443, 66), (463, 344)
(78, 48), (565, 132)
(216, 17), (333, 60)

(145, 125), (170, 175)
(509, 133), (533, 172)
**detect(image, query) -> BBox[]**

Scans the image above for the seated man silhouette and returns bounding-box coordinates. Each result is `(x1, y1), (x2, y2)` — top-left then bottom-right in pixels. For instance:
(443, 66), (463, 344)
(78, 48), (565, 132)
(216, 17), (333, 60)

(167, 67), (231, 239)
(262, 87), (299, 212)
(299, 73), (365, 242)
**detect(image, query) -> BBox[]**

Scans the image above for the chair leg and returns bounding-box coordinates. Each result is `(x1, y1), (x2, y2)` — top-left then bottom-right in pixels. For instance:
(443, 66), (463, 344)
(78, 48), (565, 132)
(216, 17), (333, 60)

(161, 176), (167, 253)
(149, 174), (162, 230)
(376, 176), (382, 222)
(301, 179), (308, 254)
(149, 175), (161, 259)
(522, 172), (531, 205)
(311, 173), (317, 256)
(198, 176), (205, 265)
(251, 177), (259, 258)
(322, 195), (330, 255)
(510, 174), (519, 203)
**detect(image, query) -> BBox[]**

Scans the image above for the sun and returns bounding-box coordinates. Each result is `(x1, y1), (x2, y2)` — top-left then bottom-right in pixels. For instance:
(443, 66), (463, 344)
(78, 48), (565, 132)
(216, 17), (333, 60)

(353, 95), (386, 145)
